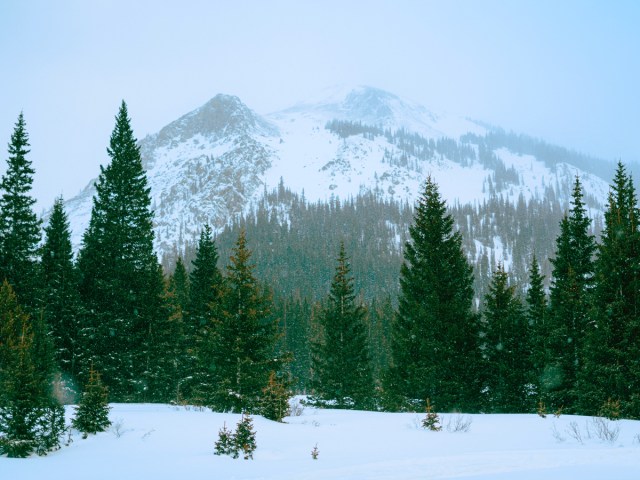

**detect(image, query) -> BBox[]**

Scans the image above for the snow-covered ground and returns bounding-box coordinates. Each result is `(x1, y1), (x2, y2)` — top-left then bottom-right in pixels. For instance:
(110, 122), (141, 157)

(2, 401), (640, 479)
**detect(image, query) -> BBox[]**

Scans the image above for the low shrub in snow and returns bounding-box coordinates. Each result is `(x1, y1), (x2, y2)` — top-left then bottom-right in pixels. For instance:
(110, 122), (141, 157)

(421, 399), (442, 432)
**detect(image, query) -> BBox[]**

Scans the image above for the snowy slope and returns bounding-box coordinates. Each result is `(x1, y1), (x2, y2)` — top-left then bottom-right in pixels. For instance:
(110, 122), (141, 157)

(61, 86), (612, 256)
(2, 403), (640, 480)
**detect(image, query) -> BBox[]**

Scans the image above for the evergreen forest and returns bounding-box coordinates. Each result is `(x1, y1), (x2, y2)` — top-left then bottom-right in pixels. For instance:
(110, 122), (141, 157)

(1, 105), (640, 456)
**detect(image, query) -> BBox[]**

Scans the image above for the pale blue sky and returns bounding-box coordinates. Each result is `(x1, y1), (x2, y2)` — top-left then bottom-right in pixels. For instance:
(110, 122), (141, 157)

(1, 0), (638, 210)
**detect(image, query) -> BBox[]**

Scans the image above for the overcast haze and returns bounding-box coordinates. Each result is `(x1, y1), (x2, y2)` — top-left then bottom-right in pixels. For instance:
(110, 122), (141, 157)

(1, 0), (639, 211)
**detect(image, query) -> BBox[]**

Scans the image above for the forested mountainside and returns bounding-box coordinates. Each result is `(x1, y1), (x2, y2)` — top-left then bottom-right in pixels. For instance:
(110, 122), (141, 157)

(65, 87), (613, 261)
(56, 87), (625, 398)
(170, 179), (599, 305)
(3, 98), (639, 462)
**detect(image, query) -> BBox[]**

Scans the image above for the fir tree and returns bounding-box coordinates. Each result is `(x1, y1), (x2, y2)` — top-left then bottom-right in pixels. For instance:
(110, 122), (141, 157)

(581, 162), (640, 417)
(481, 264), (532, 412)
(72, 365), (111, 438)
(311, 444), (319, 460)
(170, 257), (190, 315)
(273, 294), (313, 391)
(545, 177), (595, 412)
(311, 241), (375, 409)
(163, 263), (190, 403)
(259, 371), (291, 422)
(0, 281), (64, 457)
(525, 255), (547, 401)
(41, 197), (82, 377)
(0, 113), (42, 310)
(76, 101), (165, 402)
(367, 295), (394, 384)
(145, 266), (186, 403)
(201, 230), (285, 412)
(214, 422), (236, 456)
(384, 177), (479, 411)
(185, 226), (223, 403)
(188, 225), (223, 334)
(421, 398), (442, 431)
(234, 413), (257, 460)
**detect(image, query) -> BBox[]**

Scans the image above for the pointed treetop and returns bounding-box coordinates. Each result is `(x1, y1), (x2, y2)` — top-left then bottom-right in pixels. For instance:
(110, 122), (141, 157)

(0, 112), (41, 301)
(107, 100), (140, 162)
(228, 228), (255, 281)
(3, 111), (34, 191)
(7, 112), (30, 157)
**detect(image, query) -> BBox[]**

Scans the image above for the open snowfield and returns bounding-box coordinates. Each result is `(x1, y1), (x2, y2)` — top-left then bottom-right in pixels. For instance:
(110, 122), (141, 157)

(2, 401), (640, 480)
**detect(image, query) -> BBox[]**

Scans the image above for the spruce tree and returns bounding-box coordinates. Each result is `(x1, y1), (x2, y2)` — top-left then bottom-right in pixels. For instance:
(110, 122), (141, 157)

(170, 257), (190, 315)
(0, 113), (42, 310)
(259, 371), (291, 422)
(234, 413), (257, 460)
(545, 177), (595, 412)
(384, 177), (479, 411)
(72, 365), (111, 438)
(164, 260), (190, 403)
(311, 241), (374, 409)
(481, 264), (532, 412)
(273, 294), (313, 391)
(0, 281), (64, 457)
(144, 265), (185, 403)
(41, 197), (82, 378)
(214, 422), (235, 456)
(367, 295), (394, 382)
(77, 101), (165, 402)
(184, 227), (223, 403)
(201, 230), (285, 412)
(188, 225), (223, 334)
(581, 162), (640, 417)
(525, 255), (547, 401)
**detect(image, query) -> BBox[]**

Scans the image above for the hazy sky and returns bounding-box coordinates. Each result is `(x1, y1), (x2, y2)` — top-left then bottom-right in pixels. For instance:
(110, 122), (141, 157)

(1, 0), (639, 211)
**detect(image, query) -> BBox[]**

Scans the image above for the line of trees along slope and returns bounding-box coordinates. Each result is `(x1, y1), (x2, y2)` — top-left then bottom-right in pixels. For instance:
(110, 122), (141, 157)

(191, 185), (569, 307)
(2, 104), (640, 452)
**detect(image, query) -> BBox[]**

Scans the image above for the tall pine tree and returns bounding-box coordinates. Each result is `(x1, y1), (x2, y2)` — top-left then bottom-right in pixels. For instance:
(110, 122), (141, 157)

(200, 230), (285, 412)
(188, 224), (223, 336)
(384, 176), (479, 411)
(481, 264), (532, 412)
(545, 177), (595, 412)
(0, 113), (42, 310)
(581, 162), (640, 417)
(41, 197), (82, 378)
(525, 254), (548, 401)
(164, 258), (190, 403)
(184, 226), (223, 403)
(170, 257), (190, 315)
(77, 101), (165, 402)
(311, 241), (374, 409)
(143, 265), (185, 403)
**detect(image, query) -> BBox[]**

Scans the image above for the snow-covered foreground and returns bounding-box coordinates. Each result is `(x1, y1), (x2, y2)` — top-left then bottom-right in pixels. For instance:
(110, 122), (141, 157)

(2, 402), (640, 480)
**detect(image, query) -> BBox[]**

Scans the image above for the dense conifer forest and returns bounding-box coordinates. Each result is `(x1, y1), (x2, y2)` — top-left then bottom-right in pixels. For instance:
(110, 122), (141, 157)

(1, 106), (639, 457)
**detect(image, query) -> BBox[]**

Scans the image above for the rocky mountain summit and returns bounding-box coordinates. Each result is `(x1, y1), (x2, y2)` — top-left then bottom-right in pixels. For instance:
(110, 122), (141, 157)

(64, 86), (613, 258)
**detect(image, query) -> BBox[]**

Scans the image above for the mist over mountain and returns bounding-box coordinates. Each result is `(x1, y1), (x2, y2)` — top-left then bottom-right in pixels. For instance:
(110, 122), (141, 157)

(61, 85), (618, 302)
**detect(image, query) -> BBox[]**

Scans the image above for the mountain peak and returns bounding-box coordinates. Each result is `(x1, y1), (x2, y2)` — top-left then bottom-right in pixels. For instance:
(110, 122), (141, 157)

(62, 86), (610, 264)
(281, 85), (455, 138)
(342, 86), (407, 124)
(290, 84), (398, 110)
(146, 93), (277, 149)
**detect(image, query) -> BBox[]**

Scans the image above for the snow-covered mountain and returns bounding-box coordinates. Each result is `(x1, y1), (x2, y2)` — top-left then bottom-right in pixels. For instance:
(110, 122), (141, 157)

(64, 86), (613, 257)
